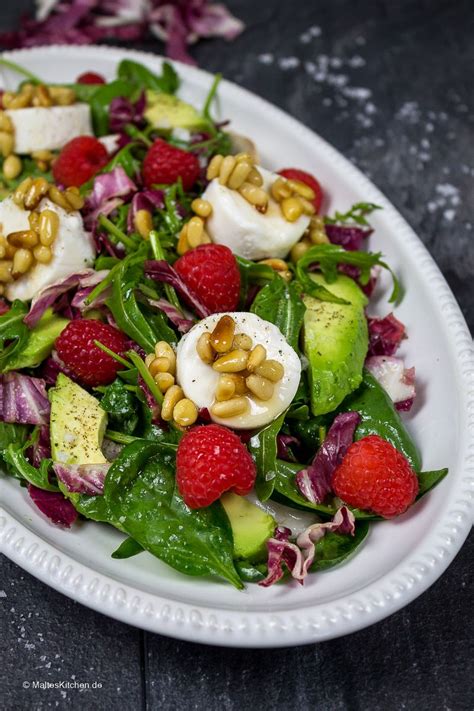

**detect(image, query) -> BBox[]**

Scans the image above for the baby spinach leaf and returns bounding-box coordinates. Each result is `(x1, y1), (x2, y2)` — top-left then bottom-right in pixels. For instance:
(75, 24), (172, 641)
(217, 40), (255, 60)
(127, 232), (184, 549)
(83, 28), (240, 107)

(235, 560), (267, 583)
(104, 441), (242, 588)
(117, 59), (179, 94)
(311, 520), (370, 571)
(99, 379), (140, 435)
(111, 537), (144, 559)
(251, 278), (305, 351)
(249, 412), (286, 501)
(0, 300), (30, 372)
(340, 369), (422, 471)
(4, 442), (57, 492)
(417, 468), (448, 498)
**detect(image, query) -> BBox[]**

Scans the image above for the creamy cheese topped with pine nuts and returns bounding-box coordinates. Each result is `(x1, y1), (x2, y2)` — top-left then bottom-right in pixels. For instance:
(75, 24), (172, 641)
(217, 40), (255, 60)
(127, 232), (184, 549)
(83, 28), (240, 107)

(176, 312), (301, 429)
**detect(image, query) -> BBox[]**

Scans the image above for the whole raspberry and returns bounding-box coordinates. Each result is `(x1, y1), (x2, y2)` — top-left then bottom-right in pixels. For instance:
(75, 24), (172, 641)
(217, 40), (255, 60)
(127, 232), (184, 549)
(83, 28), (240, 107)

(176, 424), (256, 508)
(52, 136), (109, 187)
(55, 320), (128, 387)
(174, 244), (240, 314)
(142, 138), (200, 191)
(278, 168), (323, 212)
(332, 434), (419, 518)
(76, 72), (106, 84)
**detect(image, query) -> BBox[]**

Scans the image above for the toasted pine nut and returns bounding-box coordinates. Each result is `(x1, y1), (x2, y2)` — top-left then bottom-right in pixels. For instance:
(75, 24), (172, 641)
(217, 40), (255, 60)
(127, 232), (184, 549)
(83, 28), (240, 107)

(145, 353), (155, 368)
(191, 198), (212, 218)
(36, 160), (49, 173)
(149, 356), (172, 376)
(186, 216), (204, 248)
(134, 209), (153, 239)
(227, 160), (252, 190)
(210, 315), (235, 354)
(246, 167), (264, 186)
(33, 245), (53, 264)
(28, 212), (39, 232)
(215, 374), (236, 401)
(38, 209), (59, 246)
(281, 197), (303, 222)
(290, 239), (311, 262)
(35, 84), (53, 107)
(212, 349), (248, 373)
(196, 331), (214, 364)
(232, 333), (253, 351)
(161, 385), (184, 421)
(287, 179), (316, 201)
(271, 177), (292, 202)
(8, 229), (38, 248)
(12, 248), (33, 275)
(154, 341), (176, 374)
(0, 284), (3, 295)
(24, 177), (49, 210)
(310, 215), (325, 230)
(218, 155), (236, 186)
(206, 154), (223, 181)
(177, 224), (190, 255)
(31, 149), (54, 162)
(48, 185), (70, 211)
(0, 112), (13, 133)
(154, 372), (175, 393)
(173, 398), (198, 427)
(1, 92), (16, 109)
(0, 260), (13, 282)
(12, 177), (33, 208)
(225, 373), (248, 395)
(200, 229), (212, 244)
(247, 344), (266, 372)
(0, 244), (5, 259)
(211, 397), (249, 418)
(258, 258), (288, 273)
(49, 86), (76, 106)
(9, 91), (33, 109)
(5, 242), (16, 258)
(298, 196), (316, 215)
(309, 227), (329, 245)
(64, 189), (85, 211)
(234, 152), (254, 164)
(2, 154), (22, 180)
(238, 182), (268, 207)
(0, 131), (14, 158)
(255, 359), (284, 382)
(278, 270), (293, 282)
(246, 374), (274, 401)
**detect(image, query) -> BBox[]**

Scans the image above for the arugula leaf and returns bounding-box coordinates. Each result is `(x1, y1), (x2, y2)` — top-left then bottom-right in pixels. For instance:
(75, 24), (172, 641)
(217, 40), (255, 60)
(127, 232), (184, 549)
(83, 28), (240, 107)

(251, 278), (305, 351)
(0, 300), (30, 372)
(104, 441), (242, 588)
(311, 521), (370, 571)
(297, 244), (401, 304)
(4, 441), (57, 492)
(236, 256), (275, 308)
(111, 537), (144, 559)
(117, 60), (179, 94)
(324, 202), (382, 227)
(0, 422), (30, 478)
(249, 412), (286, 501)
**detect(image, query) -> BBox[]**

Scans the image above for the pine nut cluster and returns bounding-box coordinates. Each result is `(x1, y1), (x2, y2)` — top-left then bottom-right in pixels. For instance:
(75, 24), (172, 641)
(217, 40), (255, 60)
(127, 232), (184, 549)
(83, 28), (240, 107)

(177, 198), (213, 255)
(271, 176), (317, 222)
(2, 84), (76, 111)
(206, 153), (268, 212)
(145, 341), (199, 428)
(0, 111), (22, 180)
(196, 315), (285, 419)
(257, 257), (292, 283)
(290, 215), (329, 263)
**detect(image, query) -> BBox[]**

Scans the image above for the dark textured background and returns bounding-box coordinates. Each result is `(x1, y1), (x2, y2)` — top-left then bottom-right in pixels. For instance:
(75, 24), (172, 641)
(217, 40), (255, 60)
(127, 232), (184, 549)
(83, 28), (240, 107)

(1, 1), (473, 709)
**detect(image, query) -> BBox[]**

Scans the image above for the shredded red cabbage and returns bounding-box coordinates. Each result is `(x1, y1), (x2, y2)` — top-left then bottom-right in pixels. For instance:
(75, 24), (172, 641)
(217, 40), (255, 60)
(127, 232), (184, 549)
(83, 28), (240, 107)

(53, 462), (110, 496)
(28, 484), (78, 528)
(365, 356), (416, 410)
(367, 312), (406, 356)
(147, 297), (194, 333)
(296, 412), (360, 505)
(1, 373), (50, 425)
(325, 224), (372, 251)
(144, 260), (211, 318)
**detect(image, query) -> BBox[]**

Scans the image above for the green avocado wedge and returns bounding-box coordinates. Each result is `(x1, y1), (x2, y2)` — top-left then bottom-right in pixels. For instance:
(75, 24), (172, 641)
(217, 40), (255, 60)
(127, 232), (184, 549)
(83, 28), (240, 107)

(303, 273), (368, 416)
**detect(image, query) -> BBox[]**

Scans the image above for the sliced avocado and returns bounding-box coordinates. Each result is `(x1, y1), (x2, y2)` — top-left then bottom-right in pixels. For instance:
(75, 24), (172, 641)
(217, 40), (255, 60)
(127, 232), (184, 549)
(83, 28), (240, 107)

(144, 91), (207, 130)
(221, 492), (275, 562)
(49, 374), (107, 465)
(5, 309), (68, 372)
(303, 273), (368, 416)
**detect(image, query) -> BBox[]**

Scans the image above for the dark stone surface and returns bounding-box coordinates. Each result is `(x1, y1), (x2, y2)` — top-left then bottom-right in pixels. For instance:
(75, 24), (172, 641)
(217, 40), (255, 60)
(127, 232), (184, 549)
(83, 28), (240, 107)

(1, 1), (472, 709)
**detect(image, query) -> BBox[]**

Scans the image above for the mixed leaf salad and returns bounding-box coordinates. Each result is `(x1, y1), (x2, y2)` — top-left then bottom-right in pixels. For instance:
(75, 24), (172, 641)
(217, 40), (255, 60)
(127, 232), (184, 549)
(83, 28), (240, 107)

(0, 57), (447, 589)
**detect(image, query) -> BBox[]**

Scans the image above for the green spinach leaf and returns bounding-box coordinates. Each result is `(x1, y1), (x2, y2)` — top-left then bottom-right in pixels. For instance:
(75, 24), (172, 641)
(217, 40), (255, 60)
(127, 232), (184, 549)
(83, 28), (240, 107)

(311, 521), (370, 571)
(99, 379), (139, 435)
(249, 412), (286, 501)
(117, 60), (179, 94)
(235, 560), (267, 583)
(251, 278), (305, 351)
(4, 441), (57, 492)
(111, 537), (144, 559)
(417, 468), (448, 498)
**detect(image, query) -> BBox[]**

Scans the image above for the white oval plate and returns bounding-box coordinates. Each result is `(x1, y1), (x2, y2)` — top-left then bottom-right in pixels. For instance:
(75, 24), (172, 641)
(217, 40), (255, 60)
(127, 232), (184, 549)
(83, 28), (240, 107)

(1, 46), (473, 648)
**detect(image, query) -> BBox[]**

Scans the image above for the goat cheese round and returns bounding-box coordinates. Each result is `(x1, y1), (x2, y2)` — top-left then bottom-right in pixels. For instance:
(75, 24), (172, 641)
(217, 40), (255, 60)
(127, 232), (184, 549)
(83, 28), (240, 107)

(3, 196), (95, 302)
(176, 312), (301, 429)
(202, 167), (310, 260)
(6, 103), (93, 154)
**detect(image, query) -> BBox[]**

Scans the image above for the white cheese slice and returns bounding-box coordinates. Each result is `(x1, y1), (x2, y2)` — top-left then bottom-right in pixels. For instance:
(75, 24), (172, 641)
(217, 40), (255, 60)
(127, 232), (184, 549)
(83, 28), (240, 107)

(6, 103), (92, 154)
(202, 167), (310, 260)
(176, 312), (301, 429)
(2, 196), (95, 302)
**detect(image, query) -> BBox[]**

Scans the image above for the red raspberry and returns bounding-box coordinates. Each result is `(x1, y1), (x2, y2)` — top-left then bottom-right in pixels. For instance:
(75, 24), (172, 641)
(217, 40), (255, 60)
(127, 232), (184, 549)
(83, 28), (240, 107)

(176, 424), (256, 508)
(174, 244), (240, 314)
(142, 138), (200, 191)
(76, 72), (106, 85)
(55, 320), (128, 387)
(332, 435), (419, 518)
(52, 136), (109, 187)
(278, 168), (323, 212)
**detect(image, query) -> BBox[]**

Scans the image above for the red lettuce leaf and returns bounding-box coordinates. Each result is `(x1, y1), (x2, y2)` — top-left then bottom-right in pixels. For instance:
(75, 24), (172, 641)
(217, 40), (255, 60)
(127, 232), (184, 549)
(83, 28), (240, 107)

(28, 484), (78, 528)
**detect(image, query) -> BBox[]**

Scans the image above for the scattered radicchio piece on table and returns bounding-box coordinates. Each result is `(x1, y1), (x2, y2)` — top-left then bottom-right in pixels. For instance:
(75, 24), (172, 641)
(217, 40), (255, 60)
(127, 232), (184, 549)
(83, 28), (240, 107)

(127, 189), (165, 233)
(296, 412), (360, 505)
(53, 462), (111, 496)
(367, 312), (406, 356)
(365, 356), (416, 411)
(144, 259), (211, 318)
(27, 484), (78, 528)
(325, 224), (372, 251)
(0, 373), (50, 425)
(147, 298), (194, 333)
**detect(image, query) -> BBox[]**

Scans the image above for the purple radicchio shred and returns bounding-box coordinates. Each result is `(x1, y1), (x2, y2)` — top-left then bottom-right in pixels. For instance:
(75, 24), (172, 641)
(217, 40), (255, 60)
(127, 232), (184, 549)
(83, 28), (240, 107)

(144, 260), (211, 318)
(83, 166), (137, 230)
(365, 356), (416, 409)
(147, 297), (194, 333)
(138, 374), (162, 424)
(276, 433), (299, 461)
(367, 312), (406, 356)
(296, 412), (360, 505)
(396, 398), (415, 412)
(28, 425), (52, 468)
(27, 484), (78, 528)
(325, 224), (372, 251)
(259, 507), (356, 587)
(71, 284), (112, 312)
(0, 373), (50, 425)
(337, 263), (379, 297)
(127, 189), (165, 233)
(41, 350), (76, 386)
(24, 269), (108, 328)
(109, 91), (146, 133)
(53, 462), (111, 496)
(0, 299), (9, 315)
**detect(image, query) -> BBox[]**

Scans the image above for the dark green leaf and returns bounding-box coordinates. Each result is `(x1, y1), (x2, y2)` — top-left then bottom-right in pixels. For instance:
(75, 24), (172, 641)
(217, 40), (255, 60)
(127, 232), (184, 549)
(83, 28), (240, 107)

(251, 278), (305, 351)
(235, 560), (267, 583)
(236, 256), (275, 308)
(324, 202), (382, 227)
(417, 468), (448, 498)
(249, 412), (286, 501)
(117, 60), (179, 94)
(311, 521), (370, 571)
(89, 79), (135, 136)
(0, 300), (30, 372)
(3, 442), (57, 492)
(99, 379), (140, 435)
(3, 310), (68, 372)
(111, 537), (144, 559)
